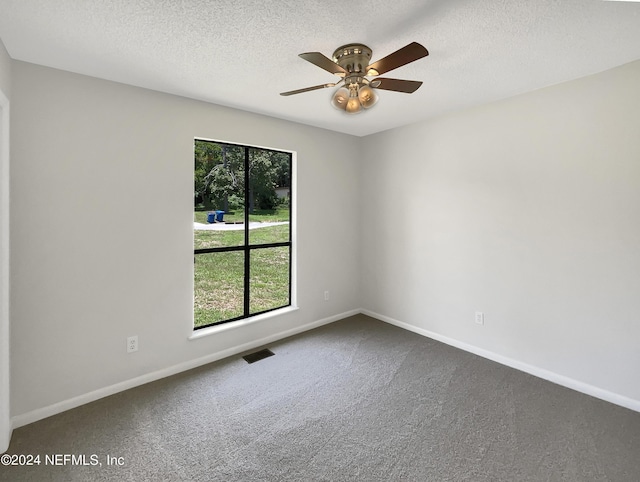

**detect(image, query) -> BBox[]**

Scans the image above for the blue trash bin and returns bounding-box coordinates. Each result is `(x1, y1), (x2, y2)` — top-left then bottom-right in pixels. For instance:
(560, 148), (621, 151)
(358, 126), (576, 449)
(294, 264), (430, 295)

(207, 212), (215, 223)
(215, 210), (225, 222)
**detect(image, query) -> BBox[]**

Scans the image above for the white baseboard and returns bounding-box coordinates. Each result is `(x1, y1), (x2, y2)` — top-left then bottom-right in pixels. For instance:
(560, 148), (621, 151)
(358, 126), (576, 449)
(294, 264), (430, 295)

(361, 309), (640, 413)
(12, 309), (359, 429)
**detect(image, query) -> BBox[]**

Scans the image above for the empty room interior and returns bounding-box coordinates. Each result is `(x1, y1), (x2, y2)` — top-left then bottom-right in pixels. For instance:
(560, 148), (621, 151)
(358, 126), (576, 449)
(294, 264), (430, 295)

(1, 1), (640, 480)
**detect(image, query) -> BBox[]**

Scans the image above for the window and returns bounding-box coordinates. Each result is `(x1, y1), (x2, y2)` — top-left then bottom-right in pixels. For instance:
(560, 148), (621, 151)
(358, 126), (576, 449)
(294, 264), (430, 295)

(194, 140), (292, 329)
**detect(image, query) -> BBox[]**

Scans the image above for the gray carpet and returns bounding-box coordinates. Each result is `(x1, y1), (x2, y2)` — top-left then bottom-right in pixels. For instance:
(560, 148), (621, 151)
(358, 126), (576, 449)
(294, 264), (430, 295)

(1, 314), (639, 481)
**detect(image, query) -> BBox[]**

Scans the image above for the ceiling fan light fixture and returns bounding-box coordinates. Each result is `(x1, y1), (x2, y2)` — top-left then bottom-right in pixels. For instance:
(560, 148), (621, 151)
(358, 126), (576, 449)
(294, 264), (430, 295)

(331, 86), (350, 110)
(283, 42), (428, 115)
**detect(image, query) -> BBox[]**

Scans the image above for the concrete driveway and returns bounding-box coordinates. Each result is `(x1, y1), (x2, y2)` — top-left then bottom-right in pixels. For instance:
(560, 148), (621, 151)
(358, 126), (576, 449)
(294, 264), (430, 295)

(194, 221), (289, 231)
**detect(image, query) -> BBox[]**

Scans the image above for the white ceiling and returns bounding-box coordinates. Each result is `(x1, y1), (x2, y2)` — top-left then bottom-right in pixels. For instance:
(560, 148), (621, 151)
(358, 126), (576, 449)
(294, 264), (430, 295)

(0, 0), (639, 136)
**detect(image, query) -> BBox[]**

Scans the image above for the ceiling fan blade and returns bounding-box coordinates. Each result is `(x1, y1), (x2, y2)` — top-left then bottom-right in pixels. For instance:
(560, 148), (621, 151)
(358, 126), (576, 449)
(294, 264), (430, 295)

(280, 83), (337, 96)
(373, 78), (423, 93)
(299, 52), (348, 77)
(366, 42), (429, 76)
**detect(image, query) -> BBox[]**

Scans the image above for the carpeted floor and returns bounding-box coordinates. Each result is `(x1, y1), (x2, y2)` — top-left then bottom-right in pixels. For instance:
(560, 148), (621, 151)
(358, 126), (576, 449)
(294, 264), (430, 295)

(1, 314), (639, 481)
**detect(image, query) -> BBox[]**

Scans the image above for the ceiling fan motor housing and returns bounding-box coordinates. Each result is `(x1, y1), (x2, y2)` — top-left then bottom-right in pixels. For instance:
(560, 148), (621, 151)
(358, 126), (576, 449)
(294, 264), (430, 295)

(332, 44), (373, 83)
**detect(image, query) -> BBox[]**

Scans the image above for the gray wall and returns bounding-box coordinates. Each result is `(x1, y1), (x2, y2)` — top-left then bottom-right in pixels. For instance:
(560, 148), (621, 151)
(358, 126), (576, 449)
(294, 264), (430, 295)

(0, 36), (12, 452)
(10, 61), (361, 418)
(361, 60), (640, 404)
(0, 39), (10, 97)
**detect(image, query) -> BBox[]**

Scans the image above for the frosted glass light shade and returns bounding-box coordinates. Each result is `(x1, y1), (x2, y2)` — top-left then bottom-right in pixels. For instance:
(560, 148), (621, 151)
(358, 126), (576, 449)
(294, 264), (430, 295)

(358, 85), (378, 109)
(331, 87), (350, 110)
(345, 96), (362, 114)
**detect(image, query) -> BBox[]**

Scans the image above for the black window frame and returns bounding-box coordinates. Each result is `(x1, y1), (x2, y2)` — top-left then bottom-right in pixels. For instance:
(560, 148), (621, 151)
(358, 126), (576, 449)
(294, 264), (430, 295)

(194, 140), (293, 330)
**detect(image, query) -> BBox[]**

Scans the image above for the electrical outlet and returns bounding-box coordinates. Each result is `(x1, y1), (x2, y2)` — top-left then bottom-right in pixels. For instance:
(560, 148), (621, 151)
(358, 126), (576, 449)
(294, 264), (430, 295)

(127, 335), (138, 353)
(475, 312), (484, 325)
(324, 290), (330, 301)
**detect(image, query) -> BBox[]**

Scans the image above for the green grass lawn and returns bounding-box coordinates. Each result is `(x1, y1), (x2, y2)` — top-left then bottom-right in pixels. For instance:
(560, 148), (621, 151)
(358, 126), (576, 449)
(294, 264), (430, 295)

(193, 207), (291, 328)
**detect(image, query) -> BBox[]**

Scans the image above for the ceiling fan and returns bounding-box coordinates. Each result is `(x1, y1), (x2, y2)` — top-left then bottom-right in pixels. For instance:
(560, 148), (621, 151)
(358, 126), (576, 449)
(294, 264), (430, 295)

(280, 42), (429, 114)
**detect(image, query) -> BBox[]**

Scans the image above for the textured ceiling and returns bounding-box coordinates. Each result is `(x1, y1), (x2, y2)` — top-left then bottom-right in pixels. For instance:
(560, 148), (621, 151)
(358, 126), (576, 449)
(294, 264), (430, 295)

(0, 0), (639, 136)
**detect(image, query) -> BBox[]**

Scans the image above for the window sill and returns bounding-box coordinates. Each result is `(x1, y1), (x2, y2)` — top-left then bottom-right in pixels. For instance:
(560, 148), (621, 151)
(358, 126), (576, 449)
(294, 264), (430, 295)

(188, 305), (299, 341)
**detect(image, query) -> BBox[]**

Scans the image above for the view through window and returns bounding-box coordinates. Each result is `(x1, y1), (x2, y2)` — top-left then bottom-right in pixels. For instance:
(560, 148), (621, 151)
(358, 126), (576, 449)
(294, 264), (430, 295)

(194, 140), (292, 329)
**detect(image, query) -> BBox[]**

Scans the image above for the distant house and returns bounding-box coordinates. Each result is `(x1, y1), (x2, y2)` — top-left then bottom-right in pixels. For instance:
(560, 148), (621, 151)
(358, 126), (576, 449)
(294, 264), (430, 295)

(275, 187), (290, 199)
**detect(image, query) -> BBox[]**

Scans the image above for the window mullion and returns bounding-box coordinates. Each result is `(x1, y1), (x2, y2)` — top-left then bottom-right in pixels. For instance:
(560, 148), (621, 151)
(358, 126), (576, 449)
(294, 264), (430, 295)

(243, 146), (250, 317)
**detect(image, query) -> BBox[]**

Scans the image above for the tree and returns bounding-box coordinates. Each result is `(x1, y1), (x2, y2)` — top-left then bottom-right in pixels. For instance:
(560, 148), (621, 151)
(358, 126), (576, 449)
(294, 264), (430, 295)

(195, 141), (289, 212)
(248, 150), (276, 211)
(194, 141), (220, 209)
(195, 141), (243, 210)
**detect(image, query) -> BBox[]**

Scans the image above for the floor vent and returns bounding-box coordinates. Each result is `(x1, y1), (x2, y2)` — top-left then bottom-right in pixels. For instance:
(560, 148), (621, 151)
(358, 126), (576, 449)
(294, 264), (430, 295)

(243, 348), (275, 364)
